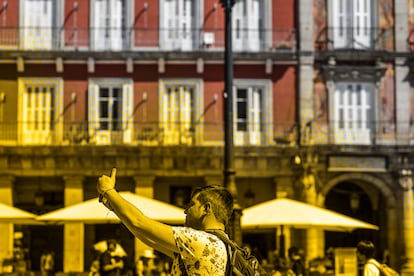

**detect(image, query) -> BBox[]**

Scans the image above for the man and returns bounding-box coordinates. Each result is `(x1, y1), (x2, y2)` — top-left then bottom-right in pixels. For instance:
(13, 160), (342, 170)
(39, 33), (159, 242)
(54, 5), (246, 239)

(97, 168), (234, 275)
(288, 246), (305, 276)
(356, 240), (380, 276)
(100, 239), (124, 276)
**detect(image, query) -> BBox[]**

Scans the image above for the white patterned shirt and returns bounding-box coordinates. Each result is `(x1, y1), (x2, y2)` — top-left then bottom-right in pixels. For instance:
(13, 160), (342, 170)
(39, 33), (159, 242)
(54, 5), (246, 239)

(170, 227), (227, 276)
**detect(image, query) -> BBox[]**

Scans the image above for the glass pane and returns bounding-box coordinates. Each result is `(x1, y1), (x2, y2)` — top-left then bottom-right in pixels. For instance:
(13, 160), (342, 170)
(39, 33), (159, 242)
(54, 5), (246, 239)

(112, 87), (120, 98)
(100, 88), (109, 98)
(237, 89), (247, 99)
(237, 101), (247, 119)
(100, 101), (108, 118)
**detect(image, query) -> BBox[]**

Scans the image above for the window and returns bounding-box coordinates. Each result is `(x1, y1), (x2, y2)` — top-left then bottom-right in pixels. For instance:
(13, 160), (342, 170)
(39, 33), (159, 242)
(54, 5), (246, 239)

(88, 79), (133, 145)
(330, 0), (373, 49)
(21, 0), (58, 49)
(18, 78), (63, 144)
(160, 0), (199, 51)
(159, 79), (203, 145)
(333, 82), (374, 144)
(233, 80), (272, 145)
(233, 0), (266, 52)
(92, 0), (130, 51)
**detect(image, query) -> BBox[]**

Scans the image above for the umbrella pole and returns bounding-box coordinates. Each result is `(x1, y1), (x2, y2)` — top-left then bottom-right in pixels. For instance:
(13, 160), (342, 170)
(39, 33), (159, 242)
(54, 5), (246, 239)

(279, 225), (285, 258)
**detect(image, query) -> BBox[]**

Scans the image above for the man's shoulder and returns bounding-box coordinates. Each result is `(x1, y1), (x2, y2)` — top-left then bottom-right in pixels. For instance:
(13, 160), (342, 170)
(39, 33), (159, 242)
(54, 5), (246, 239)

(173, 227), (225, 240)
(366, 259), (381, 275)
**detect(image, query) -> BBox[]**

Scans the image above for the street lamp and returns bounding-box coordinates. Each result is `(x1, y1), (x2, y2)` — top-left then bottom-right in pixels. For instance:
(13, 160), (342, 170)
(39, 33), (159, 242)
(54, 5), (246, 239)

(220, 0), (242, 245)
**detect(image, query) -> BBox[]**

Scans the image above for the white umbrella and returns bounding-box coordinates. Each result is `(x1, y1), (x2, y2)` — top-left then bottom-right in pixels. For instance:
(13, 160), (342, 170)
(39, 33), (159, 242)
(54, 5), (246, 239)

(241, 198), (378, 257)
(0, 202), (38, 223)
(36, 192), (185, 224)
(241, 198), (379, 231)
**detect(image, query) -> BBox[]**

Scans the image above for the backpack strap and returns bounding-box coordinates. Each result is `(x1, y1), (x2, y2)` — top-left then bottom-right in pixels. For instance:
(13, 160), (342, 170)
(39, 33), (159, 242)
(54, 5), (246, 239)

(205, 230), (235, 276)
(178, 253), (189, 276)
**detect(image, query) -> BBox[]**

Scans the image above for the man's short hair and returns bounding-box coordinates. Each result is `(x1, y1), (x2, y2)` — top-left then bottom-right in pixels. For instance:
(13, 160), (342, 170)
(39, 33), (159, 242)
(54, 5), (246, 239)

(357, 240), (376, 259)
(192, 185), (234, 226)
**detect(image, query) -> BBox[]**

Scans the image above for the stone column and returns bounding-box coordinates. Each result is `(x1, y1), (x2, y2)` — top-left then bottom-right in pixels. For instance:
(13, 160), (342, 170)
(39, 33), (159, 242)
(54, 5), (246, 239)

(303, 170), (324, 263)
(134, 176), (155, 198)
(395, 57), (411, 144)
(0, 176), (14, 273)
(133, 176), (155, 260)
(298, 0), (314, 145)
(63, 176), (84, 273)
(399, 171), (414, 275)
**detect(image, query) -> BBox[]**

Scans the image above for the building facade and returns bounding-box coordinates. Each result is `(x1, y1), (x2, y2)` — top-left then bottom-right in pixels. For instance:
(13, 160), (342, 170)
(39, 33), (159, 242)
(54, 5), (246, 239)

(0, 0), (413, 275)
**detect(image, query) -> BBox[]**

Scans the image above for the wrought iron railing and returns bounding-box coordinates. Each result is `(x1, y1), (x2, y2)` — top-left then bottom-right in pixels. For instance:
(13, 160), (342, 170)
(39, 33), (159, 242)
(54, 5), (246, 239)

(315, 27), (394, 51)
(0, 26), (297, 53)
(0, 120), (413, 146)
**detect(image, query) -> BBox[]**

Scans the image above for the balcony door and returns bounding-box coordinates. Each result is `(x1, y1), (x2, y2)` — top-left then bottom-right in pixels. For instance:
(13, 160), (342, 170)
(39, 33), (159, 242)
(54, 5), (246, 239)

(18, 78), (63, 144)
(333, 83), (374, 144)
(162, 85), (193, 145)
(22, 0), (57, 50)
(92, 0), (128, 51)
(88, 79), (133, 145)
(160, 79), (203, 145)
(331, 0), (372, 49)
(233, 80), (273, 146)
(233, 0), (263, 52)
(161, 0), (194, 51)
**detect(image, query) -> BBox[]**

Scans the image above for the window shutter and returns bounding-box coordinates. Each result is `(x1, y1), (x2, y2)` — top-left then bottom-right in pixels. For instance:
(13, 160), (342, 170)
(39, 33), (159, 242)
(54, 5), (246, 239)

(122, 82), (133, 143)
(88, 82), (100, 142)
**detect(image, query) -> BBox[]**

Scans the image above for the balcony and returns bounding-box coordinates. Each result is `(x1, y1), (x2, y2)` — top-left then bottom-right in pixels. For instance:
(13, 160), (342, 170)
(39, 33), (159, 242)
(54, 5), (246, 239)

(315, 27), (394, 53)
(0, 120), (412, 147)
(0, 26), (297, 58)
(0, 121), (295, 147)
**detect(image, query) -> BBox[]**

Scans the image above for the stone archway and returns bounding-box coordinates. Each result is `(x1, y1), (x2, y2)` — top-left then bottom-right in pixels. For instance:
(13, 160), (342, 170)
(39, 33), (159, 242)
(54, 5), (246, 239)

(318, 173), (399, 267)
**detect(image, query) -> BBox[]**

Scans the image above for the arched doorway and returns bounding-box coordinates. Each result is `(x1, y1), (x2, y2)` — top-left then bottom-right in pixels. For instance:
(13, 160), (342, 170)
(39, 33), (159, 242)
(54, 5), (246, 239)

(324, 181), (386, 260)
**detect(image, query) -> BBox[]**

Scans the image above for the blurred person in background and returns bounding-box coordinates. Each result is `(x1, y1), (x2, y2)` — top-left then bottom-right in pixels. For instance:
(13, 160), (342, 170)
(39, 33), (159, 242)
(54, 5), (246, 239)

(100, 240), (124, 276)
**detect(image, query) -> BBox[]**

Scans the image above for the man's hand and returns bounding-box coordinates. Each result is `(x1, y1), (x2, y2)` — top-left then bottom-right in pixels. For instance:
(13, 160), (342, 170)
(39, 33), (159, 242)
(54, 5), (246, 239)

(97, 168), (117, 194)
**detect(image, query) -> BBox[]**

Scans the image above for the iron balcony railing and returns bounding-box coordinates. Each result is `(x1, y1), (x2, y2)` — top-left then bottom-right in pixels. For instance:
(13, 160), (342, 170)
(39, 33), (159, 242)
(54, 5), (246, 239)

(315, 27), (394, 51)
(0, 120), (413, 146)
(0, 26), (297, 53)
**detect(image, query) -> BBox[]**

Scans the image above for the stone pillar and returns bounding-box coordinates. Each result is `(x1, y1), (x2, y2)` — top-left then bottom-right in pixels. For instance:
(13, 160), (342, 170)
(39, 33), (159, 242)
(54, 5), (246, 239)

(395, 0), (409, 52)
(303, 170), (324, 263)
(63, 176), (84, 273)
(0, 176), (14, 273)
(399, 172), (414, 275)
(133, 176), (155, 198)
(133, 176), (155, 260)
(395, 57), (411, 144)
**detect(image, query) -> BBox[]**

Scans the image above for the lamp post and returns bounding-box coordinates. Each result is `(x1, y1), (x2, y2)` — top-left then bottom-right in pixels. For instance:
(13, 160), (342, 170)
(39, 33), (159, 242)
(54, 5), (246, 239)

(220, 0), (242, 245)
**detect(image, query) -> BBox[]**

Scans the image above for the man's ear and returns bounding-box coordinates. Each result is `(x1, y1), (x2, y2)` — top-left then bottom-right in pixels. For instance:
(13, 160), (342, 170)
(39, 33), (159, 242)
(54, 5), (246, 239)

(204, 202), (211, 213)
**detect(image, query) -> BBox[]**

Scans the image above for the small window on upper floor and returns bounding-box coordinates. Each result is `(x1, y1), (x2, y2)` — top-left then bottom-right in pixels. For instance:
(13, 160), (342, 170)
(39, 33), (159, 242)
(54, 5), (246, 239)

(233, 0), (266, 52)
(88, 78), (133, 145)
(331, 82), (375, 145)
(329, 0), (374, 49)
(233, 79), (273, 146)
(91, 0), (131, 51)
(159, 0), (199, 51)
(21, 0), (59, 50)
